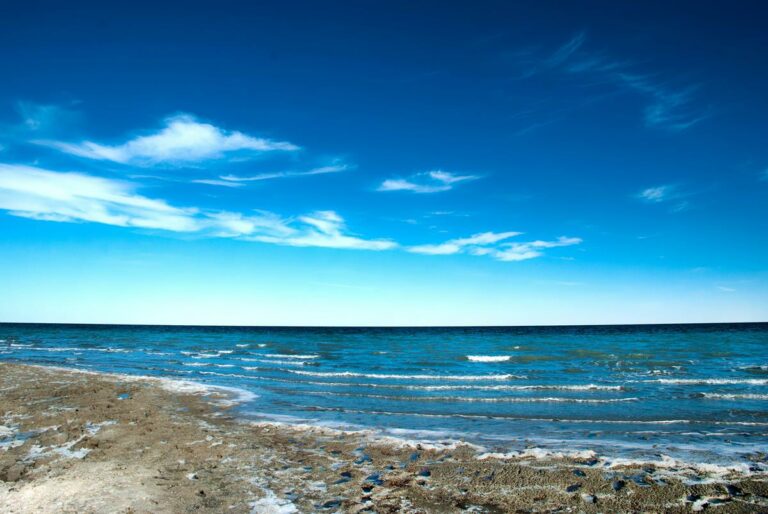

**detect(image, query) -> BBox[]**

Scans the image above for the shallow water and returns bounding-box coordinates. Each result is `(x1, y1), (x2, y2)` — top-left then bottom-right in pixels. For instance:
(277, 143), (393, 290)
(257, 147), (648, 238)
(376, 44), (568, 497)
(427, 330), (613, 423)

(1, 322), (767, 468)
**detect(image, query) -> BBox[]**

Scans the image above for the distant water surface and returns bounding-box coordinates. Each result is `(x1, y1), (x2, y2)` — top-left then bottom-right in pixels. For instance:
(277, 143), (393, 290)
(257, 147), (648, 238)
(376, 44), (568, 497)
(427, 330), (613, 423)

(1, 323), (767, 469)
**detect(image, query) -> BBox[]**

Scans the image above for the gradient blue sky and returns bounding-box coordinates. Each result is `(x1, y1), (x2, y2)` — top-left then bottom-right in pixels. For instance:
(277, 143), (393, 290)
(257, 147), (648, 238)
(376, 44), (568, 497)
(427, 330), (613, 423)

(1, 1), (767, 325)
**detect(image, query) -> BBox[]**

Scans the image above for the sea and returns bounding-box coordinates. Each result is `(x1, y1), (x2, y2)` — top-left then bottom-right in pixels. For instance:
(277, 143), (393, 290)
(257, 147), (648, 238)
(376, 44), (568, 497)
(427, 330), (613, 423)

(1, 322), (767, 472)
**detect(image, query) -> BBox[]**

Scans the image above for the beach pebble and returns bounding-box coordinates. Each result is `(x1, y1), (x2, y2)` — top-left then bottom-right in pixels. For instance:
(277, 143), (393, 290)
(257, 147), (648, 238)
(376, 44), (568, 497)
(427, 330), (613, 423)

(611, 480), (626, 491)
(724, 484), (742, 496)
(686, 494), (701, 502)
(566, 484), (581, 493)
(320, 499), (342, 509)
(186, 472), (198, 480)
(572, 469), (586, 477)
(418, 467), (431, 477)
(581, 493), (597, 504)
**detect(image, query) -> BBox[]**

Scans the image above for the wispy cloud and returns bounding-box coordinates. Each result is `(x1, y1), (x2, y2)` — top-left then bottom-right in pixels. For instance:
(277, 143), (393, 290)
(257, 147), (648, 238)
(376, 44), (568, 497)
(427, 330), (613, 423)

(219, 162), (352, 184)
(0, 163), (394, 251)
(246, 210), (397, 250)
(638, 185), (675, 203)
(16, 101), (79, 132)
(378, 170), (480, 193)
(35, 114), (298, 166)
(409, 231), (522, 255)
(491, 237), (583, 261)
(637, 184), (690, 212)
(409, 232), (581, 261)
(531, 32), (708, 132)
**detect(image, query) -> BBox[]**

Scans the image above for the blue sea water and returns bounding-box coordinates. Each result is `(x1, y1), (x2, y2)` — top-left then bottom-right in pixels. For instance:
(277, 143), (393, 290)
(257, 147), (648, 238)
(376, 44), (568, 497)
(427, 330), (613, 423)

(1, 323), (767, 469)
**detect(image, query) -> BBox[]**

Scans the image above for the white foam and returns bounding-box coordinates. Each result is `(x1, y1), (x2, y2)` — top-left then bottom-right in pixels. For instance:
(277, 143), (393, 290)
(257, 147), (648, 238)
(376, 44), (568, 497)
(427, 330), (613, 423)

(286, 370), (525, 381)
(183, 362), (235, 368)
(25, 365), (257, 407)
(467, 355), (511, 362)
(479, 448), (598, 461)
(648, 378), (768, 385)
(308, 391), (639, 404)
(266, 379), (622, 392)
(263, 354), (319, 359)
(249, 490), (298, 513)
(243, 359), (309, 366)
(702, 393), (768, 400)
(19, 346), (129, 353)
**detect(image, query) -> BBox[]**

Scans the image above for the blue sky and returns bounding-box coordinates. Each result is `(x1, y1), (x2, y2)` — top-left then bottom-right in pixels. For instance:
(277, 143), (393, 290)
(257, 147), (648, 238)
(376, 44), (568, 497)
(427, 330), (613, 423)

(1, 1), (767, 325)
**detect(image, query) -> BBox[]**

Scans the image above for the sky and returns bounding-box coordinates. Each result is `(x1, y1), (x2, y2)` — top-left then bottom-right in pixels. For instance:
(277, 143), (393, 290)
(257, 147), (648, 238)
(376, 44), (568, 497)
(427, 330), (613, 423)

(0, 0), (767, 326)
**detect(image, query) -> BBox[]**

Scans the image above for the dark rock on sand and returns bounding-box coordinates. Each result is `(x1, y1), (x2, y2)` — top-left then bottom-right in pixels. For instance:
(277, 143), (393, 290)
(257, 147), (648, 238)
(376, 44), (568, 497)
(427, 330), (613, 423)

(572, 469), (586, 477)
(320, 499), (342, 509)
(418, 467), (431, 477)
(612, 479), (626, 491)
(565, 484), (581, 492)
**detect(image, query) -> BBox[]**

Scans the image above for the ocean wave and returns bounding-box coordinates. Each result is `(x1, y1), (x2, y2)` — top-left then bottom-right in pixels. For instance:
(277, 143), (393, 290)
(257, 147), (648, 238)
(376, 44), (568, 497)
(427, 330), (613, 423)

(263, 353), (320, 360)
(16, 346), (130, 353)
(701, 393), (768, 400)
(285, 370), (526, 381)
(287, 381), (622, 392)
(466, 355), (511, 362)
(648, 378), (768, 385)
(304, 391), (639, 404)
(182, 362), (235, 368)
(242, 359), (310, 366)
(24, 364), (258, 407)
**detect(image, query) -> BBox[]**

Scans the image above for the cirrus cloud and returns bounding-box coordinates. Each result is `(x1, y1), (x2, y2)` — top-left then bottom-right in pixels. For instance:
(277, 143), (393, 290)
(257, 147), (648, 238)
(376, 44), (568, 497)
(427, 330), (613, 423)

(0, 163), (394, 251)
(34, 114), (298, 166)
(409, 232), (581, 261)
(377, 170), (480, 193)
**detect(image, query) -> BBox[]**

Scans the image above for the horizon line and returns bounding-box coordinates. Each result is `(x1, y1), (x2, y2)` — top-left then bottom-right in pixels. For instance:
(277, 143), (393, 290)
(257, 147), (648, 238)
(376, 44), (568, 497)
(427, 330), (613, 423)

(0, 320), (765, 330)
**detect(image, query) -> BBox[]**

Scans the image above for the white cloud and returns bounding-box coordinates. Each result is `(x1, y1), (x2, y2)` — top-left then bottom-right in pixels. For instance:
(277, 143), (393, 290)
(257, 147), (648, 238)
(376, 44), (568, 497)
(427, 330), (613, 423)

(0, 163), (394, 251)
(191, 179), (245, 188)
(534, 33), (707, 132)
(638, 185), (674, 202)
(35, 114), (298, 166)
(378, 170), (479, 193)
(247, 210), (397, 250)
(492, 237), (582, 262)
(409, 232), (581, 262)
(0, 163), (201, 232)
(219, 162), (351, 184)
(638, 184), (691, 212)
(409, 231), (522, 255)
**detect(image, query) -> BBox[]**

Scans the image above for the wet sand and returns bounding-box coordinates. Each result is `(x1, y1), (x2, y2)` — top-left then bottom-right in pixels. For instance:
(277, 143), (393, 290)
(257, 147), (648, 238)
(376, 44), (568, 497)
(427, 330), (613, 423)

(1, 363), (767, 513)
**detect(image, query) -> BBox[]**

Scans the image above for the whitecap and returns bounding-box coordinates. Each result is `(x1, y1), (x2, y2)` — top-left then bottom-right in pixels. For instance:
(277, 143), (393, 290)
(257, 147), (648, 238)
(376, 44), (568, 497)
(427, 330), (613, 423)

(285, 370), (525, 381)
(467, 355), (511, 362)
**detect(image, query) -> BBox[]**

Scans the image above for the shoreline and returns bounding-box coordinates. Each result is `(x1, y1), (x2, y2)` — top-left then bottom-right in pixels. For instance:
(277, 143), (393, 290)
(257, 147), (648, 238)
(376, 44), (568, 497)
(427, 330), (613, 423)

(1, 363), (767, 512)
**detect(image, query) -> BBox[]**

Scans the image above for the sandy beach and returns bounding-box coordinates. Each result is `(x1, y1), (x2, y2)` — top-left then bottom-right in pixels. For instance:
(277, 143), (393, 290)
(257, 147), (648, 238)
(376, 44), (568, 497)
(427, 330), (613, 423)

(1, 362), (766, 513)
